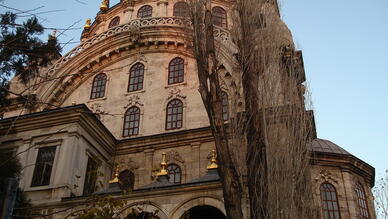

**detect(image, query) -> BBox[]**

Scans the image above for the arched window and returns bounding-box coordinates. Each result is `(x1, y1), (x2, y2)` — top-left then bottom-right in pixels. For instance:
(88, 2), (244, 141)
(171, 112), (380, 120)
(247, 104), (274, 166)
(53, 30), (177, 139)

(167, 163), (181, 184)
(123, 106), (140, 137)
(173, 2), (189, 17)
(212, 6), (227, 28)
(221, 91), (229, 121)
(128, 63), (145, 92)
(355, 182), (369, 218)
(108, 16), (120, 28)
(90, 73), (107, 99)
(137, 5), (152, 18)
(166, 99), (183, 130)
(118, 169), (135, 190)
(320, 183), (341, 219)
(168, 57), (184, 85)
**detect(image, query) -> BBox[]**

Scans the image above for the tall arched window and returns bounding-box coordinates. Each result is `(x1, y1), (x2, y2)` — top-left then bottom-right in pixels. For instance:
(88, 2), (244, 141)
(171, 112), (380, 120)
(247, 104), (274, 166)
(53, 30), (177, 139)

(123, 106), (140, 137)
(212, 6), (227, 28)
(108, 16), (120, 28)
(221, 91), (229, 121)
(166, 99), (183, 130)
(320, 183), (341, 219)
(168, 57), (184, 85)
(167, 163), (181, 184)
(128, 63), (145, 92)
(90, 73), (107, 99)
(355, 182), (369, 218)
(137, 5), (152, 18)
(173, 2), (189, 17)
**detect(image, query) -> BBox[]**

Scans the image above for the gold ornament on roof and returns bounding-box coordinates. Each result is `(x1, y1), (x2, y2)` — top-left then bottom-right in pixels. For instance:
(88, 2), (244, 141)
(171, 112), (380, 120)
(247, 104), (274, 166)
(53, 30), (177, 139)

(207, 150), (218, 169)
(109, 164), (119, 184)
(100, 0), (109, 11)
(156, 153), (168, 176)
(84, 19), (91, 30)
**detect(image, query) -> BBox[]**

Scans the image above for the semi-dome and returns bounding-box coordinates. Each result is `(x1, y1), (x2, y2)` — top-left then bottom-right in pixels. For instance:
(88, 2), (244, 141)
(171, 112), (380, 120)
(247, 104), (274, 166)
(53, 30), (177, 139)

(310, 138), (351, 155)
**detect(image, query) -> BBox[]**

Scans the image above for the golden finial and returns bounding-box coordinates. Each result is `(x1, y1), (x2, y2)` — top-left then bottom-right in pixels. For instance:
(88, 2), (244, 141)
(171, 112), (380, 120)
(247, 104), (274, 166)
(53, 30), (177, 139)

(109, 165), (119, 184)
(84, 19), (91, 30)
(207, 150), (218, 169)
(156, 153), (168, 176)
(100, 0), (109, 12)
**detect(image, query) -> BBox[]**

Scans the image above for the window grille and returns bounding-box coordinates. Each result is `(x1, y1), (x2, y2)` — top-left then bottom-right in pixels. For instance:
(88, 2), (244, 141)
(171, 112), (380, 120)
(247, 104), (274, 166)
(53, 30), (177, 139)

(31, 147), (56, 187)
(212, 7), (227, 28)
(320, 183), (341, 219)
(173, 2), (189, 17)
(355, 182), (369, 218)
(138, 5), (152, 18)
(221, 92), (229, 121)
(123, 106), (140, 136)
(83, 156), (98, 195)
(166, 99), (183, 130)
(108, 16), (120, 28)
(167, 163), (181, 184)
(90, 73), (107, 99)
(128, 63), (144, 92)
(168, 58), (184, 85)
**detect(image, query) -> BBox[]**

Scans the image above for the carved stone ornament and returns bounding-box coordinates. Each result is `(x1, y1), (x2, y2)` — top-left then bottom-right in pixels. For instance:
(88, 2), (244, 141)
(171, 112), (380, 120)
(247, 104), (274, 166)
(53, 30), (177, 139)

(166, 150), (185, 164)
(314, 169), (338, 184)
(167, 87), (186, 101)
(124, 94), (143, 109)
(89, 103), (106, 121)
(117, 157), (139, 171)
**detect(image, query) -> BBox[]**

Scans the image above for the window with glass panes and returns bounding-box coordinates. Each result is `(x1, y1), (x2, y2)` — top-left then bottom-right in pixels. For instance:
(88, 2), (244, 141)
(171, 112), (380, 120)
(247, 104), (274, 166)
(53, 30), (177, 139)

(212, 7), (227, 28)
(137, 5), (152, 18)
(173, 2), (189, 17)
(167, 164), (181, 184)
(166, 99), (183, 130)
(108, 16), (120, 28)
(355, 182), (369, 218)
(128, 63), (144, 92)
(123, 106), (140, 136)
(320, 183), (341, 219)
(221, 92), (229, 121)
(168, 58), (184, 85)
(83, 156), (98, 195)
(31, 146), (56, 187)
(90, 73), (107, 99)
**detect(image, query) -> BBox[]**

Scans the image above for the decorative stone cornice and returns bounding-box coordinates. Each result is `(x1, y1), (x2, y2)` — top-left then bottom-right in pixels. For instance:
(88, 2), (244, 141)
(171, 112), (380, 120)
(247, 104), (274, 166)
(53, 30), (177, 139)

(45, 17), (231, 78)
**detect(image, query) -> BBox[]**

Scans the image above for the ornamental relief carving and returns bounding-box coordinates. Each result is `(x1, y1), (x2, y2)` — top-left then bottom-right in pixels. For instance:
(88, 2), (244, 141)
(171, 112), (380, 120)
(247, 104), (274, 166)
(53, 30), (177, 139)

(167, 87), (186, 101)
(123, 94), (144, 109)
(314, 169), (338, 184)
(88, 102), (106, 121)
(166, 150), (185, 164)
(116, 157), (139, 171)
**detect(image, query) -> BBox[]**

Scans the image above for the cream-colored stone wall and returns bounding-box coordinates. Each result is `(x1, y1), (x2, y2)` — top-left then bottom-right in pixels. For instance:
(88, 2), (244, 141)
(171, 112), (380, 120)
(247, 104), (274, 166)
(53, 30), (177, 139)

(62, 53), (210, 139)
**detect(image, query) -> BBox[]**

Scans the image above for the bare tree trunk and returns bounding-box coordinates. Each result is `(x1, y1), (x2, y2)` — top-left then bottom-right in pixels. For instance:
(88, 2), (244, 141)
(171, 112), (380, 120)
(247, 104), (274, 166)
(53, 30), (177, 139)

(189, 1), (244, 219)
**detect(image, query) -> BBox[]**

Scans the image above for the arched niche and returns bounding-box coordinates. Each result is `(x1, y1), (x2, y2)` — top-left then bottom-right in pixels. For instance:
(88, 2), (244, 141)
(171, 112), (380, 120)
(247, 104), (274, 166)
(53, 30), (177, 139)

(116, 201), (168, 219)
(170, 195), (225, 219)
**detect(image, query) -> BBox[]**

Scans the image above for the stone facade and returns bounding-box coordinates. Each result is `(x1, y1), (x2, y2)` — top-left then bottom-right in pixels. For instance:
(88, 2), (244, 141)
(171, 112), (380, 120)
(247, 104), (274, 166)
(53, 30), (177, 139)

(0, 0), (375, 218)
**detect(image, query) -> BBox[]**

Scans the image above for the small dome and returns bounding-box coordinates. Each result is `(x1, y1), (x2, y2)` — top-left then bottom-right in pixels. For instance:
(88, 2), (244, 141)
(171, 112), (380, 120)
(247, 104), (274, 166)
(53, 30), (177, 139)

(310, 138), (351, 155)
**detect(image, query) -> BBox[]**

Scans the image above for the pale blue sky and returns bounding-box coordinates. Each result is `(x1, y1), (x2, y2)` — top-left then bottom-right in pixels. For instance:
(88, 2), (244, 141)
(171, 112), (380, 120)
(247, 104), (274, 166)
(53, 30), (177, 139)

(1, 0), (387, 178)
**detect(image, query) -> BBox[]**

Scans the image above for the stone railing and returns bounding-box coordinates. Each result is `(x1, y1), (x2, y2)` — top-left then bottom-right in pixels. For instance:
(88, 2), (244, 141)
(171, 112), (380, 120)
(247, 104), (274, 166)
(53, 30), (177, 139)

(45, 17), (230, 76)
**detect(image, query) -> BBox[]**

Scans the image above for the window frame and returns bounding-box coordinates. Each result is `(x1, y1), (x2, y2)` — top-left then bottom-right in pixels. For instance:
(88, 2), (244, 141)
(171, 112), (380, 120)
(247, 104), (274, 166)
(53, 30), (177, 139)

(221, 91), (229, 121)
(137, 5), (153, 18)
(165, 99), (183, 130)
(355, 182), (370, 218)
(83, 156), (99, 195)
(123, 106), (141, 137)
(166, 163), (182, 184)
(128, 63), (145, 92)
(31, 146), (57, 187)
(168, 57), (185, 85)
(108, 16), (120, 28)
(173, 2), (189, 17)
(320, 182), (341, 219)
(212, 6), (227, 29)
(90, 73), (107, 99)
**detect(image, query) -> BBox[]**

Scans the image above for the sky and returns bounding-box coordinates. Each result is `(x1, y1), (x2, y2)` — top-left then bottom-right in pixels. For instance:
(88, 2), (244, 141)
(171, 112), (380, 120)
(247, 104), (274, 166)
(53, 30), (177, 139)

(1, 0), (387, 178)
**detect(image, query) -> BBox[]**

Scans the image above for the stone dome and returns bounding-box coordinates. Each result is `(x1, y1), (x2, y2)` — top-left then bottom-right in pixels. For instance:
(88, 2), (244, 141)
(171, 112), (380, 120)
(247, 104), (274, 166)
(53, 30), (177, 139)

(310, 138), (351, 155)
